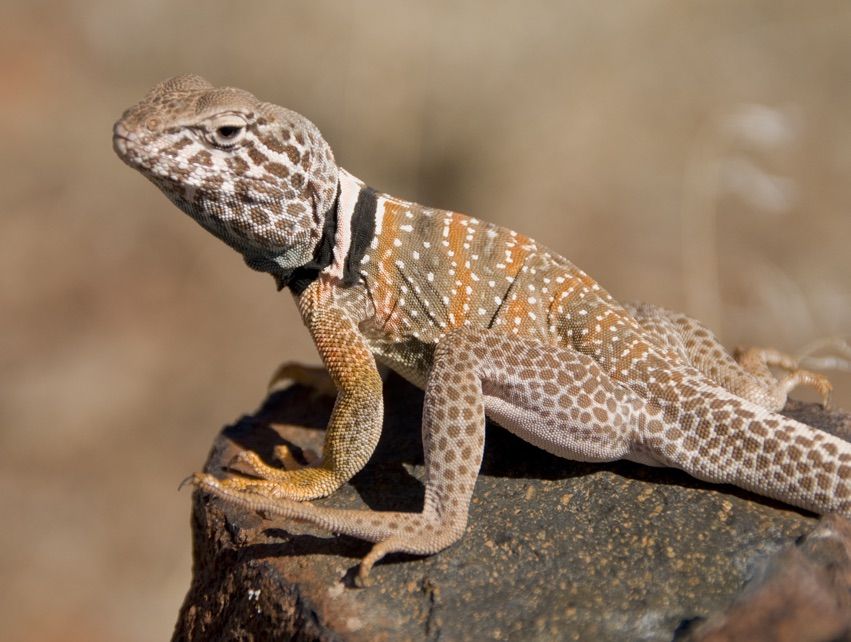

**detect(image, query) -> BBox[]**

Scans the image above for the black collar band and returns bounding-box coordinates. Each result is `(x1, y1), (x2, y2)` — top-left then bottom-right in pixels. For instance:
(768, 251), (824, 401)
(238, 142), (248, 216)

(343, 185), (377, 286)
(274, 179), (378, 296)
(284, 181), (342, 295)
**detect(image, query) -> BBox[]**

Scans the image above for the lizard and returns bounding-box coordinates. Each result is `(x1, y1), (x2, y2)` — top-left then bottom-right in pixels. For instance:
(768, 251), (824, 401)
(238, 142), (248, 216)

(113, 74), (849, 586)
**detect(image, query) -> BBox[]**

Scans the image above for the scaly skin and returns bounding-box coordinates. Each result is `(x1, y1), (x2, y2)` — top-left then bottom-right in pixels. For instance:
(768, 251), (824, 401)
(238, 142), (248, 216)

(114, 75), (845, 584)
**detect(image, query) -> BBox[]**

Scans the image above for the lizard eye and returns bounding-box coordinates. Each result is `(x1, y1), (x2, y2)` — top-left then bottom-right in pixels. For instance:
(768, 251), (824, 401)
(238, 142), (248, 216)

(217, 125), (242, 140)
(206, 116), (247, 148)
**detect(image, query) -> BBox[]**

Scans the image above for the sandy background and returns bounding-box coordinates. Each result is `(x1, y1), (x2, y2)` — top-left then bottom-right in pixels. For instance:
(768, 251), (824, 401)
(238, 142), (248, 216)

(2, 2), (850, 640)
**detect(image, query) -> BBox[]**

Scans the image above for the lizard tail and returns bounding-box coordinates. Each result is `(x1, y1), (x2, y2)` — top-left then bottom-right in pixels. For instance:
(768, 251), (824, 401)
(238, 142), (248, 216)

(639, 379), (851, 518)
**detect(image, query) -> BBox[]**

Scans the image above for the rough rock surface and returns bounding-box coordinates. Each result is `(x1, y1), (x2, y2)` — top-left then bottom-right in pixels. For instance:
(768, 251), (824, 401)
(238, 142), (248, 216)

(677, 513), (851, 642)
(172, 374), (851, 642)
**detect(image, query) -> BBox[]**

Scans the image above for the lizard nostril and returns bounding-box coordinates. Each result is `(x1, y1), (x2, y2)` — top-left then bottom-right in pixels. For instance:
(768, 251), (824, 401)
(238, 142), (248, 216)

(146, 117), (160, 130)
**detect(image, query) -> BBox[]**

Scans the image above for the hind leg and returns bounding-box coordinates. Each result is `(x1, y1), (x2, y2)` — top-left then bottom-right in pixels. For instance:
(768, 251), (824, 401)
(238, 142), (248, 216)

(623, 302), (831, 411)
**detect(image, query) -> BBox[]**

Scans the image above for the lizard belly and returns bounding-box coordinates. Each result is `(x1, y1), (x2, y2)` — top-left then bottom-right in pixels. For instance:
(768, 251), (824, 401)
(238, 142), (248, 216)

(481, 387), (633, 463)
(481, 393), (630, 463)
(367, 335), (435, 390)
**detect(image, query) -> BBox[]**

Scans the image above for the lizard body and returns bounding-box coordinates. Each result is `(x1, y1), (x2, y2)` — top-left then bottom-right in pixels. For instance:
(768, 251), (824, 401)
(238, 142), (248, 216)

(114, 76), (848, 584)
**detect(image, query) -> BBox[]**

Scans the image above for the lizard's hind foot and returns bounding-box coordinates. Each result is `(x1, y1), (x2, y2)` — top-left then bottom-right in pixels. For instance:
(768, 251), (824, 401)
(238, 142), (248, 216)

(190, 472), (467, 586)
(734, 346), (833, 408)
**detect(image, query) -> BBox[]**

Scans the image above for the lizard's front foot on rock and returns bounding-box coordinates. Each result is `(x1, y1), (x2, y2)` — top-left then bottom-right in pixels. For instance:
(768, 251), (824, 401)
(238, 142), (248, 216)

(188, 471), (322, 510)
(202, 474), (289, 499)
(194, 464), (346, 501)
(229, 446), (320, 479)
(223, 446), (324, 498)
(268, 362), (337, 397)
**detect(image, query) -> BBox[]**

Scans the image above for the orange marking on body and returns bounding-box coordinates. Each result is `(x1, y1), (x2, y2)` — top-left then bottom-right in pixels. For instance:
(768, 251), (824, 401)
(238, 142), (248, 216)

(612, 339), (651, 376)
(371, 200), (404, 330)
(503, 297), (533, 330)
(446, 213), (474, 328)
(547, 273), (585, 314)
(503, 232), (532, 275)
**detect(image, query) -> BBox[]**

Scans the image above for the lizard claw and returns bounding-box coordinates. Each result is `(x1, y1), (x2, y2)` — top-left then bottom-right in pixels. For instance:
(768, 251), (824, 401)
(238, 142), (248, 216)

(178, 471), (213, 492)
(818, 384), (833, 410)
(177, 474), (196, 492)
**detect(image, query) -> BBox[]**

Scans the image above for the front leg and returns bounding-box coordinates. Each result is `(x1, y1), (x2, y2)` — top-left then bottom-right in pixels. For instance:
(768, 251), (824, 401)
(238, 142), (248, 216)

(220, 306), (384, 501)
(196, 328), (489, 585)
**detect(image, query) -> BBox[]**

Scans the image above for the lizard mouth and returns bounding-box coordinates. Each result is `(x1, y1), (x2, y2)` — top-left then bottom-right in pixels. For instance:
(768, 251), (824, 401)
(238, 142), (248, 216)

(112, 135), (129, 158)
(112, 121), (137, 161)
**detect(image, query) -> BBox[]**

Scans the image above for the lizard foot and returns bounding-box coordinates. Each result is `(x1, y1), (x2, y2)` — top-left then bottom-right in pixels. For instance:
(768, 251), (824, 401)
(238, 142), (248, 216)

(353, 537), (408, 587)
(268, 362), (336, 397)
(777, 369), (833, 408)
(189, 471), (316, 506)
(734, 346), (833, 407)
(228, 445), (320, 479)
(193, 462), (346, 501)
(194, 472), (286, 498)
(189, 472), (466, 585)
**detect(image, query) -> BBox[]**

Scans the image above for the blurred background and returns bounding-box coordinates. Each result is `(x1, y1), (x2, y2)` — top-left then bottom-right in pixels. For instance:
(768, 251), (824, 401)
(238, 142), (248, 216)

(2, 1), (850, 640)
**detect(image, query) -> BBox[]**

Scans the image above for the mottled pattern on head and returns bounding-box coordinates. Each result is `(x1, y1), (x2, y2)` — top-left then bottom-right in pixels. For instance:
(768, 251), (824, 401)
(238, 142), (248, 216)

(113, 74), (339, 273)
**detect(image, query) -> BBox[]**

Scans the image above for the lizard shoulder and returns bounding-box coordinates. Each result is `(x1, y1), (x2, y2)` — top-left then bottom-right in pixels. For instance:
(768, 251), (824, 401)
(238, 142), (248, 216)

(294, 276), (373, 327)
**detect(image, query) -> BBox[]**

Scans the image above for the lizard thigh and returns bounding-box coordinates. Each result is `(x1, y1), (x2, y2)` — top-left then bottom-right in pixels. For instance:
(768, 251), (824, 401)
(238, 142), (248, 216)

(439, 329), (639, 463)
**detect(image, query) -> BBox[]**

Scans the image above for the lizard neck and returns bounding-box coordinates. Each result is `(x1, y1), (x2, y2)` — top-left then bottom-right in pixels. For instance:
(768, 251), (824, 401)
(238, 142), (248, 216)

(240, 183), (340, 292)
(286, 168), (378, 294)
(288, 168), (453, 296)
(325, 168), (378, 287)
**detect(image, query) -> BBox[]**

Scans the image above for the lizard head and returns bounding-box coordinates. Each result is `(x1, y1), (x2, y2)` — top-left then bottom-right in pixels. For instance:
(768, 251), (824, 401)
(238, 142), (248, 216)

(113, 74), (339, 275)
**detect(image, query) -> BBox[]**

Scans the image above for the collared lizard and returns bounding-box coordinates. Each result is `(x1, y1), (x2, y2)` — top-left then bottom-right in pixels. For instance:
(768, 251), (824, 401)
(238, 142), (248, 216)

(113, 75), (848, 585)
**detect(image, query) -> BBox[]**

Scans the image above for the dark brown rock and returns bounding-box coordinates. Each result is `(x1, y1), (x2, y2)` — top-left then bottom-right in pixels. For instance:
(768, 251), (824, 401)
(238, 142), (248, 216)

(172, 374), (851, 642)
(676, 514), (851, 642)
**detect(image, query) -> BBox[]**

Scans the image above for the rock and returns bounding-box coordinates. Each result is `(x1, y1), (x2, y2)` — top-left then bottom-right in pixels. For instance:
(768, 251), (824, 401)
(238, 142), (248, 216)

(172, 374), (851, 642)
(675, 514), (851, 642)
